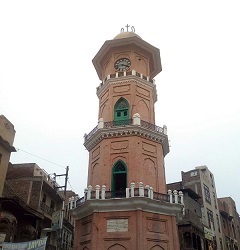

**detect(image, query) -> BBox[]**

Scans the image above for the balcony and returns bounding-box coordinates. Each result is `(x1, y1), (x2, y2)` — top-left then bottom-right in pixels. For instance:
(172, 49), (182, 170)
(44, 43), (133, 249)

(96, 70), (157, 102)
(71, 183), (184, 221)
(75, 182), (183, 207)
(180, 209), (203, 230)
(84, 115), (169, 156)
(40, 201), (54, 216)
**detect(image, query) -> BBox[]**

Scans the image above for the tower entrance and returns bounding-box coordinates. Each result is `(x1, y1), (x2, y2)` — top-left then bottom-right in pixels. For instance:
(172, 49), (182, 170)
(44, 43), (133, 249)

(112, 160), (127, 197)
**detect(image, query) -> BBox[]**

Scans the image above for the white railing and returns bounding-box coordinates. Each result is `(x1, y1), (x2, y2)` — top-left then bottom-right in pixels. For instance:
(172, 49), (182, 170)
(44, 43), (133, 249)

(73, 182), (183, 208)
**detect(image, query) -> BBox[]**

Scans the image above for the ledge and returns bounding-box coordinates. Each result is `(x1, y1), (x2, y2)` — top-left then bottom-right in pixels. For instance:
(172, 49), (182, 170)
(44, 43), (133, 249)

(71, 196), (183, 221)
(84, 125), (169, 156)
(96, 71), (157, 103)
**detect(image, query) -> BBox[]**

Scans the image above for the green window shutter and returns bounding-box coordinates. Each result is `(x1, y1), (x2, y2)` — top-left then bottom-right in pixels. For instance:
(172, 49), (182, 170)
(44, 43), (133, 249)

(114, 98), (130, 126)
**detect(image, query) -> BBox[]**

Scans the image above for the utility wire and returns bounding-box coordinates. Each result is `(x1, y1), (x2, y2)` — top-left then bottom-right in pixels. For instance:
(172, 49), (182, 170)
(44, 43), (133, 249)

(15, 148), (78, 194)
(15, 147), (66, 169)
(67, 180), (75, 193)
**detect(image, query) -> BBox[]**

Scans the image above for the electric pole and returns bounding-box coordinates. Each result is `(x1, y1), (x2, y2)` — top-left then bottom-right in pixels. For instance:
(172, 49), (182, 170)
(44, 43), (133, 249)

(53, 166), (69, 250)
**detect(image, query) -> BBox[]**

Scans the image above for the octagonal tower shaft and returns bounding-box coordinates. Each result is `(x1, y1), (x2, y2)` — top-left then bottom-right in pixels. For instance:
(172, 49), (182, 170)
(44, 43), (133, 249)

(86, 32), (168, 194)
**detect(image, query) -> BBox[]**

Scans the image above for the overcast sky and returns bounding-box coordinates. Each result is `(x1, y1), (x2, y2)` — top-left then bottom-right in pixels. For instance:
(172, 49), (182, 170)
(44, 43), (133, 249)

(1, 1), (239, 211)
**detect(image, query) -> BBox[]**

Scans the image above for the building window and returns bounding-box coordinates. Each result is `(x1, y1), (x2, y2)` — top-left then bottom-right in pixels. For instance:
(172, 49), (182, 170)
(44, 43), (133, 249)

(212, 192), (217, 208)
(223, 219), (226, 229)
(216, 214), (221, 233)
(50, 200), (55, 210)
(207, 209), (215, 230)
(190, 170), (197, 177)
(232, 223), (236, 239)
(114, 98), (130, 126)
(42, 193), (47, 203)
(220, 238), (223, 250)
(204, 184), (211, 204)
(210, 173), (214, 187)
(225, 236), (230, 249)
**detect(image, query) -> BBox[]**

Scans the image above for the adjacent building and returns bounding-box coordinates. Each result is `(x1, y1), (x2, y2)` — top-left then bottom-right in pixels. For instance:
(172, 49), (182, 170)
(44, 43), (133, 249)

(0, 117), (76, 249)
(59, 190), (79, 250)
(218, 197), (240, 249)
(167, 181), (204, 250)
(181, 166), (223, 249)
(4, 163), (64, 248)
(1, 175), (44, 243)
(0, 115), (16, 197)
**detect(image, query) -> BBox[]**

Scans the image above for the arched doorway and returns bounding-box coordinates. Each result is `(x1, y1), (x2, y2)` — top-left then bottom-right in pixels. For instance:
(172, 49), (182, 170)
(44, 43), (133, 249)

(114, 98), (129, 126)
(112, 160), (127, 197)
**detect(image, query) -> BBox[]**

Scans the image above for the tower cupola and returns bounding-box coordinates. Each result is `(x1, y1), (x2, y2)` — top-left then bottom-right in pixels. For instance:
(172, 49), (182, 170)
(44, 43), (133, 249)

(92, 30), (162, 81)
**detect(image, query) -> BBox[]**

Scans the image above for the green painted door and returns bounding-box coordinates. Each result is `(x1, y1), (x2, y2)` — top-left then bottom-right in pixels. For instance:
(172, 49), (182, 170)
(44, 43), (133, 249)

(112, 161), (127, 197)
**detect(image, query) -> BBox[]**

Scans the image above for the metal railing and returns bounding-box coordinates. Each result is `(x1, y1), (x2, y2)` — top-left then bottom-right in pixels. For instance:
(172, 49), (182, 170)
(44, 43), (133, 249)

(105, 190), (126, 198)
(40, 201), (54, 216)
(140, 120), (163, 133)
(84, 125), (98, 141)
(84, 119), (164, 142)
(104, 119), (133, 128)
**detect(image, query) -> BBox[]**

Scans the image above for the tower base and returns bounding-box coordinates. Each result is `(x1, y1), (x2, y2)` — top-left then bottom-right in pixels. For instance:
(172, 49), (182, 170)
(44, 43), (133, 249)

(72, 197), (182, 250)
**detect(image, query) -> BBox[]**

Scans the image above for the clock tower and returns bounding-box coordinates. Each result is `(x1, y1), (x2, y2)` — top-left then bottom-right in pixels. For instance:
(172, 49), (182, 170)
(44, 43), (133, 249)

(72, 27), (183, 250)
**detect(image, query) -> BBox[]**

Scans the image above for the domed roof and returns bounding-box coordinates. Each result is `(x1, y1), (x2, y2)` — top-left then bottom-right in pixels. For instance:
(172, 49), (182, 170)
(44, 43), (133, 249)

(114, 31), (142, 40)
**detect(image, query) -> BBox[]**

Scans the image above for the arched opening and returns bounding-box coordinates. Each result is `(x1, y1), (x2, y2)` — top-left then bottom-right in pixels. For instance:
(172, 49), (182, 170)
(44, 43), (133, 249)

(112, 160), (127, 197)
(183, 232), (192, 248)
(108, 243), (127, 250)
(114, 98), (129, 126)
(196, 235), (202, 250)
(192, 233), (197, 249)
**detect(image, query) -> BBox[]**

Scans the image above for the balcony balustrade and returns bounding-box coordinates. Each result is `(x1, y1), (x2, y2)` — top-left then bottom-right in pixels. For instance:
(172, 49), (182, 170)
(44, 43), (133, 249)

(40, 201), (54, 216)
(84, 118), (166, 143)
(181, 208), (202, 228)
(75, 182), (183, 208)
(96, 69), (155, 93)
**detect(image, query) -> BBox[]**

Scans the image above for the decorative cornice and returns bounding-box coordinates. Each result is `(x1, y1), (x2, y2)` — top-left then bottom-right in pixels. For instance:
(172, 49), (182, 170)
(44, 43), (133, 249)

(96, 73), (157, 103)
(92, 36), (161, 80)
(71, 196), (183, 221)
(84, 125), (169, 156)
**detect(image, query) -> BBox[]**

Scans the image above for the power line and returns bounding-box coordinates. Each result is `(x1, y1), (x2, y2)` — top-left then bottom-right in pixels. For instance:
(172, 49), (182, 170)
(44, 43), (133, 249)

(15, 148), (78, 194)
(15, 147), (66, 169)
(67, 180), (75, 193)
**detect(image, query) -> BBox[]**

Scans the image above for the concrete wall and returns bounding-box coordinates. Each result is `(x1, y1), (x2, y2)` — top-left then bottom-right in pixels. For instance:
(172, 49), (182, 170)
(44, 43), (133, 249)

(0, 115), (15, 197)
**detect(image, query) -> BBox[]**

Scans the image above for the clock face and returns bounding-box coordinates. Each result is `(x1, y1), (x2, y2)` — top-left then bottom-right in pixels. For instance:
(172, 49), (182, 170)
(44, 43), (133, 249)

(114, 58), (131, 71)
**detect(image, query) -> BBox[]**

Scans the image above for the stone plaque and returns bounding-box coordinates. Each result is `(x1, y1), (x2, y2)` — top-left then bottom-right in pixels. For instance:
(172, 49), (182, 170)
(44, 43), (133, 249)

(107, 219), (128, 232)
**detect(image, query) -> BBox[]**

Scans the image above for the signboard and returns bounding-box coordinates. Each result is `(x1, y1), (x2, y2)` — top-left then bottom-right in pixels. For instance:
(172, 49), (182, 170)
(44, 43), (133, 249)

(2, 237), (47, 250)
(51, 210), (62, 231)
(204, 227), (214, 240)
(107, 219), (128, 232)
(0, 233), (6, 242)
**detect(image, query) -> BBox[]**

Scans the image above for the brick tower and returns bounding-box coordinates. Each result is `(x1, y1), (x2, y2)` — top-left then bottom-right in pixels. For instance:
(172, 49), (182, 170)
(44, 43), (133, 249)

(72, 27), (183, 250)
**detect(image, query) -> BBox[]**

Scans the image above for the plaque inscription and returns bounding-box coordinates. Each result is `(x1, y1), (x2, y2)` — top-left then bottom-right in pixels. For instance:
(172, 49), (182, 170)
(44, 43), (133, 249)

(107, 219), (128, 232)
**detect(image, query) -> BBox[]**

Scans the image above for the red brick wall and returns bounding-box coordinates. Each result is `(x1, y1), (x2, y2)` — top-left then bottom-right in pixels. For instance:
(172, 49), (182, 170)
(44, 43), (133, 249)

(74, 210), (180, 250)
(5, 179), (31, 204)
(6, 164), (35, 179)
(29, 180), (42, 209)
(88, 136), (166, 193)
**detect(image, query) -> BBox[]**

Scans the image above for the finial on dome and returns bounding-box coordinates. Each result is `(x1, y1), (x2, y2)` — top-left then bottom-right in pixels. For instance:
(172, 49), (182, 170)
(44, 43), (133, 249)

(120, 24), (135, 33)
(114, 25), (141, 40)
